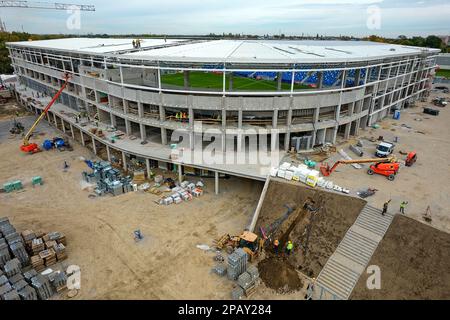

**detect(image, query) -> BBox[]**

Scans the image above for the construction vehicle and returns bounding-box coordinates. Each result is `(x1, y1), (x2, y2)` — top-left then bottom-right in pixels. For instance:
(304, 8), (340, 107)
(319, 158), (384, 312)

(320, 157), (400, 181)
(9, 119), (24, 135)
(405, 151), (417, 167)
(214, 230), (264, 261)
(375, 141), (395, 157)
(42, 137), (73, 152)
(20, 73), (71, 154)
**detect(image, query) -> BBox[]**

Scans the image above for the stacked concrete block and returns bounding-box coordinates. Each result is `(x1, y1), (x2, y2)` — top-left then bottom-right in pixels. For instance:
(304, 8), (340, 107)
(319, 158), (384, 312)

(231, 286), (244, 300)
(0, 275), (8, 286)
(8, 273), (24, 285)
(0, 223), (16, 238)
(48, 271), (67, 292)
(4, 258), (21, 278)
(5, 232), (22, 245)
(23, 269), (38, 283)
(212, 264), (227, 277)
(12, 279), (27, 292)
(237, 272), (254, 290)
(10, 241), (29, 266)
(0, 238), (11, 268)
(3, 289), (20, 300)
(0, 282), (12, 299)
(17, 285), (38, 300)
(31, 274), (53, 300)
(246, 265), (260, 281)
(227, 248), (248, 281)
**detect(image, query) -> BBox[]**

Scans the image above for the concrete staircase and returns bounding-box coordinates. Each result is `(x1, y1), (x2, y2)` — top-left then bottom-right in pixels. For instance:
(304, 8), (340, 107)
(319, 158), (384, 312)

(311, 204), (395, 300)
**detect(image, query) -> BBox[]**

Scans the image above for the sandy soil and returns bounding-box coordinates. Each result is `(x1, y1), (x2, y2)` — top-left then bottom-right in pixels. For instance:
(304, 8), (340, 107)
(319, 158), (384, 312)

(0, 116), (264, 299)
(324, 90), (450, 234)
(255, 179), (365, 287)
(351, 214), (450, 300)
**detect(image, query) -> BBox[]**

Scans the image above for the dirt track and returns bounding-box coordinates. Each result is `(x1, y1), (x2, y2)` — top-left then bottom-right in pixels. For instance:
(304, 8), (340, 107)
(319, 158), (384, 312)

(351, 214), (450, 300)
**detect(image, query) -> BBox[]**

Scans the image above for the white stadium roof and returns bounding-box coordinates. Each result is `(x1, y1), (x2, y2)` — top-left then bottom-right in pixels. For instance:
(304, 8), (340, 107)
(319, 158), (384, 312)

(8, 38), (440, 64)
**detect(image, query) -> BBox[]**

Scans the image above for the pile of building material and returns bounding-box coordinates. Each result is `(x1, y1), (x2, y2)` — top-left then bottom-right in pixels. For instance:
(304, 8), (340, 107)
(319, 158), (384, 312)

(0, 217), (69, 300)
(158, 180), (204, 205)
(270, 162), (350, 194)
(82, 160), (136, 196)
(213, 248), (261, 300)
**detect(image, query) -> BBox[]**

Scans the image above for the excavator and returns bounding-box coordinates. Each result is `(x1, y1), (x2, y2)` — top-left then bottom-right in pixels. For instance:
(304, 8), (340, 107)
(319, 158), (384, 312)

(320, 156), (400, 181)
(20, 73), (71, 154)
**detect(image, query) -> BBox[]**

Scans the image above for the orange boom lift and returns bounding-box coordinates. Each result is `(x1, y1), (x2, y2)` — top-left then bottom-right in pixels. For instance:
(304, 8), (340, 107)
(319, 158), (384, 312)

(320, 156), (400, 181)
(20, 73), (71, 154)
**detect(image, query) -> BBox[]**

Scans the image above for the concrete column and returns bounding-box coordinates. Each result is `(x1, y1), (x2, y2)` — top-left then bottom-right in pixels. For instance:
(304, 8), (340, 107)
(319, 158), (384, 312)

(70, 124), (75, 139)
(313, 108), (319, 123)
(161, 128), (168, 145)
(272, 109), (278, 128)
(145, 158), (151, 179)
(236, 131), (242, 152)
(332, 126), (338, 144)
(91, 136), (97, 155)
(80, 131), (85, 146)
(277, 72), (282, 91)
(284, 132), (291, 152)
(214, 171), (219, 195)
(317, 72), (323, 89)
(159, 105), (165, 121)
(221, 109), (226, 129)
(106, 145), (111, 161)
(183, 71), (189, 89)
(61, 119), (66, 133)
(140, 123), (146, 141)
(110, 113), (117, 128)
(238, 109), (243, 129)
(354, 69), (361, 86)
(344, 123), (351, 139)
(189, 107), (194, 128)
(137, 102), (143, 118)
(122, 152), (127, 171)
(53, 113), (58, 128)
(122, 99), (127, 114)
(125, 119), (131, 135)
(178, 164), (183, 183)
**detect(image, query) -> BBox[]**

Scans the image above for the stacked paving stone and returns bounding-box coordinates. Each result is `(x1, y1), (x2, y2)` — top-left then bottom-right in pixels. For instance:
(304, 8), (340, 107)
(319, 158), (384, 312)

(4, 258), (21, 278)
(227, 248), (248, 281)
(0, 238), (11, 268)
(31, 274), (53, 300)
(48, 271), (68, 293)
(212, 264), (227, 276)
(0, 217), (69, 300)
(237, 265), (260, 298)
(231, 286), (244, 300)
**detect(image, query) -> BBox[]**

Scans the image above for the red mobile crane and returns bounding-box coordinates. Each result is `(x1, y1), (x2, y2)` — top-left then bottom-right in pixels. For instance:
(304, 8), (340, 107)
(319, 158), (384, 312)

(20, 73), (71, 154)
(320, 156), (400, 181)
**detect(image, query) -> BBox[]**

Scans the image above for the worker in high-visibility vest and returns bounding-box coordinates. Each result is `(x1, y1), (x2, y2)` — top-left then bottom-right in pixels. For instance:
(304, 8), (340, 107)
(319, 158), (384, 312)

(400, 201), (408, 214)
(286, 240), (293, 255)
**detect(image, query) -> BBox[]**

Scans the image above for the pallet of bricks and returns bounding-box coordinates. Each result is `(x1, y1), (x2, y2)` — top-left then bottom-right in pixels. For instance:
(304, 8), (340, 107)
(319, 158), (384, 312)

(211, 247), (261, 300)
(0, 217), (68, 300)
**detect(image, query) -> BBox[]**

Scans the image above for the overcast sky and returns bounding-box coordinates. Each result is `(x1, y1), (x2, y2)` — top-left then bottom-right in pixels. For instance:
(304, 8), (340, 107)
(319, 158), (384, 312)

(1, 0), (449, 37)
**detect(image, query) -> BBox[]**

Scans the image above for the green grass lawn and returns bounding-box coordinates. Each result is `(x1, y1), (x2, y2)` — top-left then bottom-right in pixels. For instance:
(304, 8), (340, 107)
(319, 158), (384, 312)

(161, 71), (312, 91)
(436, 69), (450, 79)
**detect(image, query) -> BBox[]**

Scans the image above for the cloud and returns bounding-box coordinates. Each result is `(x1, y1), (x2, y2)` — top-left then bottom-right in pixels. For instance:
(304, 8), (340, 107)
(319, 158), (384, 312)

(2, 0), (449, 37)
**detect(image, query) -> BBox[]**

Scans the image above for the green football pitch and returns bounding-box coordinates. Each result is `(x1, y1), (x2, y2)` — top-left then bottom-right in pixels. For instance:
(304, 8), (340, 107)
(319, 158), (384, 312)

(160, 71), (312, 91)
(436, 69), (450, 79)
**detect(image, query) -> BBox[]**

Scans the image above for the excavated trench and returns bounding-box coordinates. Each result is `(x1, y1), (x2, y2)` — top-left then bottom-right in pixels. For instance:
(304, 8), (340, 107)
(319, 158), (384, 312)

(256, 179), (366, 293)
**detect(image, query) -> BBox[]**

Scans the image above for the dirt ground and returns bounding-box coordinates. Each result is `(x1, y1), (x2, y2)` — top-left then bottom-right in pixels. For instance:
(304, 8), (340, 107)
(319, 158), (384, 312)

(325, 90), (450, 234)
(351, 214), (450, 300)
(0, 98), (32, 120)
(255, 179), (366, 287)
(0, 116), (264, 299)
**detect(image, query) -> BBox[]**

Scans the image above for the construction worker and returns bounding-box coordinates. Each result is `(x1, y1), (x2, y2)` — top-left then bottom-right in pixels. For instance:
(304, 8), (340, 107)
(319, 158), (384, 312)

(273, 239), (279, 254)
(175, 112), (180, 121)
(382, 199), (391, 216)
(400, 201), (408, 214)
(286, 240), (293, 255)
